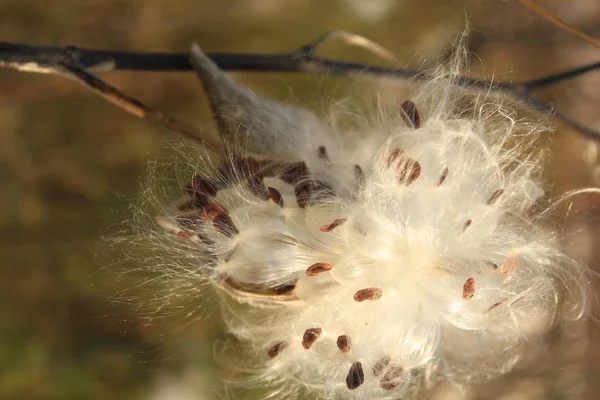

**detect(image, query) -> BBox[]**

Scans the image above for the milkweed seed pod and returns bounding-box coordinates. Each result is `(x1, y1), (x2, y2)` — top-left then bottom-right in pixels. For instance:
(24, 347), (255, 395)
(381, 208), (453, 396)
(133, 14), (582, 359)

(140, 43), (589, 399)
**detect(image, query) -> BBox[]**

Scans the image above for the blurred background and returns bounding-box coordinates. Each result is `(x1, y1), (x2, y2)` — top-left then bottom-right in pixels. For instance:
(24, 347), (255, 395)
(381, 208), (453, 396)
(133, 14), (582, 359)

(1, 0), (600, 399)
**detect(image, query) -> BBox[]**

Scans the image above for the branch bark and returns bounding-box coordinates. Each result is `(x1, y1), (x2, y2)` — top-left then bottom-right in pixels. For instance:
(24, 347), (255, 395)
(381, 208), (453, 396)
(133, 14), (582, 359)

(1, 40), (599, 140)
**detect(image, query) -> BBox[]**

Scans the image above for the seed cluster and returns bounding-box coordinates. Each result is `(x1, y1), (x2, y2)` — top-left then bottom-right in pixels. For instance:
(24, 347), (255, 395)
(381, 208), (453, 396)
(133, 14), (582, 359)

(161, 100), (535, 395)
(150, 45), (587, 399)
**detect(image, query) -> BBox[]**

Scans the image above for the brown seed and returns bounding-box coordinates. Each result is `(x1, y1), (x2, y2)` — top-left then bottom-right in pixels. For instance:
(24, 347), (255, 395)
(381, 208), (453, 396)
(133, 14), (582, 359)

(222, 275), (297, 299)
(401, 100), (421, 128)
(346, 362), (365, 390)
(197, 233), (214, 248)
(175, 215), (202, 231)
(176, 200), (198, 212)
(184, 191), (208, 209)
(184, 172), (218, 197)
(462, 277), (475, 299)
(318, 145), (329, 161)
(499, 253), (519, 275)
(235, 158), (269, 200)
(267, 341), (287, 358)
(372, 356), (391, 377)
(397, 158), (421, 185)
(200, 204), (226, 221)
(268, 187), (284, 208)
(486, 261), (499, 270)
(280, 162), (310, 185)
(176, 230), (193, 240)
(248, 177), (270, 201)
(306, 262), (333, 277)
(461, 219), (472, 233)
(354, 165), (365, 185)
(302, 328), (322, 350)
(386, 147), (405, 168)
(222, 274), (262, 293)
(354, 287), (383, 302)
(438, 167), (449, 186)
(294, 179), (336, 209)
(486, 189), (504, 205)
(355, 225), (367, 236)
(189, 171), (202, 190)
(213, 213), (239, 238)
(380, 365), (404, 390)
(487, 299), (507, 312)
(337, 335), (351, 353)
(220, 157), (264, 188)
(237, 157), (261, 177)
(294, 182), (312, 208)
(273, 284), (296, 295)
(320, 218), (347, 232)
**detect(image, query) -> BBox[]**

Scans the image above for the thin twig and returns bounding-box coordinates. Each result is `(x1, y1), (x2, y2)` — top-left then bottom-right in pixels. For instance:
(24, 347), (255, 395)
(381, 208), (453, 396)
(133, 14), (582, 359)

(1, 41), (599, 140)
(0, 42), (218, 147)
(65, 62), (215, 145)
(516, 0), (600, 49)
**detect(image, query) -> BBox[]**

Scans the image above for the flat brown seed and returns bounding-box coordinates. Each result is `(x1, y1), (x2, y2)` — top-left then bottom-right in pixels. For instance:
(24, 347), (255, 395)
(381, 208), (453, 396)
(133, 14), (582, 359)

(486, 189), (504, 205)
(386, 147), (404, 168)
(213, 214), (239, 238)
(397, 158), (421, 185)
(380, 365), (404, 390)
(346, 362), (365, 390)
(462, 278), (475, 299)
(461, 219), (472, 233)
(273, 285), (295, 295)
(487, 299), (507, 312)
(302, 328), (323, 350)
(176, 199), (199, 212)
(267, 341), (287, 358)
(248, 177), (270, 201)
(337, 335), (351, 353)
(183, 174), (216, 208)
(355, 225), (367, 236)
(354, 287), (383, 302)
(486, 261), (499, 270)
(401, 100), (421, 128)
(185, 172), (218, 197)
(306, 262), (333, 277)
(280, 162), (309, 185)
(237, 157), (261, 178)
(353, 165), (366, 188)
(238, 159), (269, 201)
(190, 171), (202, 188)
(499, 253), (519, 275)
(200, 204), (226, 221)
(176, 230), (193, 240)
(438, 167), (449, 186)
(175, 215), (202, 231)
(318, 145), (329, 161)
(294, 179), (336, 208)
(320, 218), (347, 232)
(268, 187), (284, 207)
(372, 356), (391, 377)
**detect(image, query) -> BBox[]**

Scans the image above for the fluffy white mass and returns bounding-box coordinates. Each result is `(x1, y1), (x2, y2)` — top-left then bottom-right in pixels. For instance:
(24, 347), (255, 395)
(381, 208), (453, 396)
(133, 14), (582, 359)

(135, 43), (588, 399)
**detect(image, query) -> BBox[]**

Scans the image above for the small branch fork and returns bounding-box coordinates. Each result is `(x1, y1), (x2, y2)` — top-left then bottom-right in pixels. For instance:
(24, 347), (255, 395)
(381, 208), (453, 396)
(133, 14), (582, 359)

(1, 38), (599, 141)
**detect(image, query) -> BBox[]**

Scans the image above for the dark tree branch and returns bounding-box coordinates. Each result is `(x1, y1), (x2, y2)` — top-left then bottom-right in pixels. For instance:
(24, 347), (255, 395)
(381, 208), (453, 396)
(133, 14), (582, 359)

(522, 62), (600, 92)
(1, 41), (600, 140)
